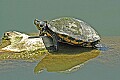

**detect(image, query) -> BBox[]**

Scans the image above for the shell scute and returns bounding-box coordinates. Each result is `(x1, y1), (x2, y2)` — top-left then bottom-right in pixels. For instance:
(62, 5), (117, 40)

(48, 17), (100, 42)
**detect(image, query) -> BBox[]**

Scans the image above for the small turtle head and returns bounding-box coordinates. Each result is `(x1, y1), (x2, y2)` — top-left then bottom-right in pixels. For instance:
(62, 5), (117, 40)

(34, 19), (46, 30)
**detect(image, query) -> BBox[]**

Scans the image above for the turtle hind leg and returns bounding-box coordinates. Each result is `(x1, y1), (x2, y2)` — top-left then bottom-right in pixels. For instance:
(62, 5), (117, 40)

(91, 40), (100, 48)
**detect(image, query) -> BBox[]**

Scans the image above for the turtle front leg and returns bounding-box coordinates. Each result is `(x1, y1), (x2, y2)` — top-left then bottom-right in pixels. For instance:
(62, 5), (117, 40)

(52, 33), (59, 51)
(45, 33), (59, 52)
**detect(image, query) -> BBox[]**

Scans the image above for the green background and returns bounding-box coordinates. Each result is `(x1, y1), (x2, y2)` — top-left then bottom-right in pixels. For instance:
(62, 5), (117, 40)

(0, 0), (120, 37)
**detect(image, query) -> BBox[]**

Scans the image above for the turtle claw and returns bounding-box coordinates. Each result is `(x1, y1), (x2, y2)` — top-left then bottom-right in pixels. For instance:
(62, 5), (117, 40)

(46, 46), (58, 52)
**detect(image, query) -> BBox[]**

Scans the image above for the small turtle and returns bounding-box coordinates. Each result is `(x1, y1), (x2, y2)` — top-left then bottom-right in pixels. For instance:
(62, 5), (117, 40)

(34, 17), (101, 51)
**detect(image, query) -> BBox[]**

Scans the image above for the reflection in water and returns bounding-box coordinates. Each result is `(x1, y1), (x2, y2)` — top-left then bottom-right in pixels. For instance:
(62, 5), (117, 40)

(34, 43), (100, 73)
(96, 37), (120, 66)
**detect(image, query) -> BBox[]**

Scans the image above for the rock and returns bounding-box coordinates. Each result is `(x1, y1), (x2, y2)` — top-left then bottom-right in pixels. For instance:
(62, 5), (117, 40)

(1, 31), (46, 52)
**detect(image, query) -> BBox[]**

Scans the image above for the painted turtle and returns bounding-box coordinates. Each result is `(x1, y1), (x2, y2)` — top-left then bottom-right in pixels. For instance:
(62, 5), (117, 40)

(34, 17), (101, 51)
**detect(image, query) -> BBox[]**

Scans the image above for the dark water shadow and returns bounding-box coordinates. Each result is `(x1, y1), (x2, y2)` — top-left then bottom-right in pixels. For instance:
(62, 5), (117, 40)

(51, 43), (94, 54)
(34, 43), (100, 74)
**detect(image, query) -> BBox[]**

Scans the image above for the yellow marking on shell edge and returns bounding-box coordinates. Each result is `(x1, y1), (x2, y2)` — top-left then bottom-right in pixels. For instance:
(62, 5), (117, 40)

(70, 40), (78, 45)
(57, 34), (93, 47)
(78, 42), (84, 45)
(58, 34), (71, 43)
(64, 37), (71, 43)
(46, 33), (52, 37)
(58, 34), (64, 39)
(58, 34), (84, 45)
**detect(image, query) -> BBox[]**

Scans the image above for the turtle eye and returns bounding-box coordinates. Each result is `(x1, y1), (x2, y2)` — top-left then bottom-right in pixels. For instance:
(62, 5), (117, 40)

(40, 24), (43, 27)
(37, 20), (39, 22)
(40, 21), (45, 27)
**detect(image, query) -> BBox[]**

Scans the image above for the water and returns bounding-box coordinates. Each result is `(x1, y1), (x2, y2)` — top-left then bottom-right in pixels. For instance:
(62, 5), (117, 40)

(0, 0), (120, 36)
(0, 0), (120, 80)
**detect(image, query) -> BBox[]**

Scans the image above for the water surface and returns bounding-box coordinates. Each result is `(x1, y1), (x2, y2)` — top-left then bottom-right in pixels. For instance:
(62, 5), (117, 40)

(0, 0), (120, 80)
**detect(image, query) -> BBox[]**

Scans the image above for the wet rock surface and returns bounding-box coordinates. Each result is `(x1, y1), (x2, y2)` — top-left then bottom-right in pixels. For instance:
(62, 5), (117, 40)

(1, 31), (46, 52)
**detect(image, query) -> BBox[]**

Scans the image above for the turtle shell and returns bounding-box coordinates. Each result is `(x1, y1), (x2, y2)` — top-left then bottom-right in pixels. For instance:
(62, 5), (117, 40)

(48, 17), (100, 42)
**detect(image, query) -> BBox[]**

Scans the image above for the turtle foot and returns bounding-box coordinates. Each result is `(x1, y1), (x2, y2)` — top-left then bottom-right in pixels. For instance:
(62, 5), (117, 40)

(46, 46), (58, 52)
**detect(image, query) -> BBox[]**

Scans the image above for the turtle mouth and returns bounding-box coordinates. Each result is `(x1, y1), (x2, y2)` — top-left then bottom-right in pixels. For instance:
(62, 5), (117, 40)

(2, 36), (10, 40)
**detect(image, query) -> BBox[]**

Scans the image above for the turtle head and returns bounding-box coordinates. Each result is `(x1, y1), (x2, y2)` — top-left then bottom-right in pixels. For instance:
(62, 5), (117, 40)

(34, 19), (47, 30)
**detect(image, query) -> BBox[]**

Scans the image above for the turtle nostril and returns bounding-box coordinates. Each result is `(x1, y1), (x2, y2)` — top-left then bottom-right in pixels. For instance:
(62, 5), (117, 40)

(34, 19), (38, 25)
(34, 21), (36, 25)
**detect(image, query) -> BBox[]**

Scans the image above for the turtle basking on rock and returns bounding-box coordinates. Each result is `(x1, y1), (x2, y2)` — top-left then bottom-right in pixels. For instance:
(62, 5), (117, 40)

(34, 17), (101, 51)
